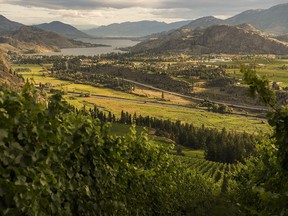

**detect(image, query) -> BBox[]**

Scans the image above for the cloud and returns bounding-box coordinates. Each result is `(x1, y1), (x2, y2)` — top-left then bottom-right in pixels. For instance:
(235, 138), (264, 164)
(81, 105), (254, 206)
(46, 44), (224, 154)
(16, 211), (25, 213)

(2, 0), (288, 11)
(1, 0), (287, 26)
(2, 0), (164, 10)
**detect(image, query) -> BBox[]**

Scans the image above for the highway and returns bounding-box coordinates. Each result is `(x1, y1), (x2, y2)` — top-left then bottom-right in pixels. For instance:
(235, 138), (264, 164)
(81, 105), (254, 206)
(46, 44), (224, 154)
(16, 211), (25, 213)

(121, 78), (268, 112)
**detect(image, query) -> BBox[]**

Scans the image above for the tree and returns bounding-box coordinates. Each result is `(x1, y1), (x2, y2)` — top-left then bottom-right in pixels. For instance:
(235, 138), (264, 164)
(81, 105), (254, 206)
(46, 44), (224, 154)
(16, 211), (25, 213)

(233, 67), (288, 215)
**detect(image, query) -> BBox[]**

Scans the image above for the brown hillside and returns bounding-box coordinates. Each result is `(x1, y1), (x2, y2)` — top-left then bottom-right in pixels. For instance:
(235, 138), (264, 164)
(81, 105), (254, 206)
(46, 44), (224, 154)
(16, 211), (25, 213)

(0, 52), (22, 86)
(198, 25), (288, 54)
(0, 26), (98, 54)
(131, 25), (288, 55)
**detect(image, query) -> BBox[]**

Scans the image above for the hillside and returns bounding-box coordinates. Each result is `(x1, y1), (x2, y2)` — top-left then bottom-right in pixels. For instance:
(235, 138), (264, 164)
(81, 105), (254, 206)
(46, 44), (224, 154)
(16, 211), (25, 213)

(198, 25), (288, 54)
(34, 21), (90, 39)
(0, 15), (23, 33)
(0, 51), (22, 86)
(85, 20), (190, 37)
(0, 26), (101, 53)
(225, 3), (288, 34)
(130, 24), (288, 54)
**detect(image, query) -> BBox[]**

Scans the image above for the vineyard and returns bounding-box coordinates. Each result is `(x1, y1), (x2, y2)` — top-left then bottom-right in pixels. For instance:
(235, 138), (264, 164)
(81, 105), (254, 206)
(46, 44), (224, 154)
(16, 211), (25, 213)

(175, 155), (240, 190)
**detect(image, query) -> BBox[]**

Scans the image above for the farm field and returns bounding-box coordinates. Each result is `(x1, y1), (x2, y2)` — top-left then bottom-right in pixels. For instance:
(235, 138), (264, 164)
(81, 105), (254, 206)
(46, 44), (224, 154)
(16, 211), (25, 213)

(84, 96), (269, 133)
(222, 58), (288, 86)
(13, 64), (195, 105)
(13, 64), (270, 134)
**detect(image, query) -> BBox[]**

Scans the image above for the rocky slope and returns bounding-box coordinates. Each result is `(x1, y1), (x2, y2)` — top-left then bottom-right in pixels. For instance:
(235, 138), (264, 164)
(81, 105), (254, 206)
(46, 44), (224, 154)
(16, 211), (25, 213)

(130, 25), (288, 55)
(198, 25), (288, 54)
(0, 51), (22, 86)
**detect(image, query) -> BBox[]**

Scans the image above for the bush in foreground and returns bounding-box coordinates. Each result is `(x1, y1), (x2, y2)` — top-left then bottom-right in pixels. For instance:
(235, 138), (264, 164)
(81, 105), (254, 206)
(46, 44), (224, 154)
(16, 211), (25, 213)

(0, 84), (216, 215)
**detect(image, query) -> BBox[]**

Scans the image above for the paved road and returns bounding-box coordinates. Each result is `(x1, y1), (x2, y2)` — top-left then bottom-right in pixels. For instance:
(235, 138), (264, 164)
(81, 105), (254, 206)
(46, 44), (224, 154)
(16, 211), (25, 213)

(121, 78), (268, 112)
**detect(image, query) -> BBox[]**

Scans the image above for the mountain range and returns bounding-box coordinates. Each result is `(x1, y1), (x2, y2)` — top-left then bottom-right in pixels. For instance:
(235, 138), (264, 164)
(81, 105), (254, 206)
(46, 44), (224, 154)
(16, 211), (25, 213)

(85, 20), (191, 37)
(224, 3), (288, 34)
(84, 3), (288, 37)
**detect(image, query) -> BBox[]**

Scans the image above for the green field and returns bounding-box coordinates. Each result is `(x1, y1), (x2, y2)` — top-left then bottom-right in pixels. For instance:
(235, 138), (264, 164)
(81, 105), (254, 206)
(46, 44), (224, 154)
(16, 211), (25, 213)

(223, 58), (288, 86)
(13, 64), (271, 134)
(84, 97), (269, 133)
(14, 65), (167, 101)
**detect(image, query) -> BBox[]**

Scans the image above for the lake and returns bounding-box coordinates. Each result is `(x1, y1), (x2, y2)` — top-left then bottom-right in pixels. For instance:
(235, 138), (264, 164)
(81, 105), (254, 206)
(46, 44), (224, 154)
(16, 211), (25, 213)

(40, 38), (140, 56)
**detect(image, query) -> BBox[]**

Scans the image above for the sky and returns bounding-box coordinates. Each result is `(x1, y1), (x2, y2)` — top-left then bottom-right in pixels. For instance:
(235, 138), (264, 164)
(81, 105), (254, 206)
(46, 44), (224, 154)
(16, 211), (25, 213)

(0, 0), (287, 28)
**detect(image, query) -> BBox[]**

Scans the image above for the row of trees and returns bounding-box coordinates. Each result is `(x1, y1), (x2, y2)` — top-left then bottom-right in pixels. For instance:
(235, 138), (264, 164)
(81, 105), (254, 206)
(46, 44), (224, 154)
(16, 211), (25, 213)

(199, 99), (233, 113)
(168, 65), (226, 80)
(53, 70), (134, 93)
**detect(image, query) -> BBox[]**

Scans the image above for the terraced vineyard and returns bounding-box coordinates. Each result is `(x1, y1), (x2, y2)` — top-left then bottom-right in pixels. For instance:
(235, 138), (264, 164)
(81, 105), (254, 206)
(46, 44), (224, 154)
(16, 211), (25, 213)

(174, 155), (241, 190)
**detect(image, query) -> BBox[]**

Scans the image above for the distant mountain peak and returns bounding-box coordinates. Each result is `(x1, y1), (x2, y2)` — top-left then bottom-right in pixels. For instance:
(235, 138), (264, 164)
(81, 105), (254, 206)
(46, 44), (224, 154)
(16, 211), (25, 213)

(225, 3), (288, 34)
(182, 16), (223, 30)
(196, 16), (220, 21)
(0, 14), (23, 33)
(50, 21), (63, 24)
(34, 21), (90, 39)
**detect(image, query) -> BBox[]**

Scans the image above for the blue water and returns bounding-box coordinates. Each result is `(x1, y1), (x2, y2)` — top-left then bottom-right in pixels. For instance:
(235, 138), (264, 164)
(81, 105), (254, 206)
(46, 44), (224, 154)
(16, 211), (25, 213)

(40, 38), (140, 56)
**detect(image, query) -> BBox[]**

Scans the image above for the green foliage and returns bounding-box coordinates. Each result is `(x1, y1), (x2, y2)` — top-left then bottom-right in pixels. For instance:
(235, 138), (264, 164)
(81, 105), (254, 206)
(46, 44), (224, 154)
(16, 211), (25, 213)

(232, 67), (288, 215)
(0, 83), (217, 215)
(233, 139), (288, 215)
(241, 66), (277, 107)
(241, 66), (288, 168)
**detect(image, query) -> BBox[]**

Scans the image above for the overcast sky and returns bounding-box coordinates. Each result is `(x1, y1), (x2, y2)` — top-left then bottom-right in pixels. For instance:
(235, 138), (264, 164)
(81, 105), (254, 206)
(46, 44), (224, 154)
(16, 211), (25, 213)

(0, 0), (287, 28)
